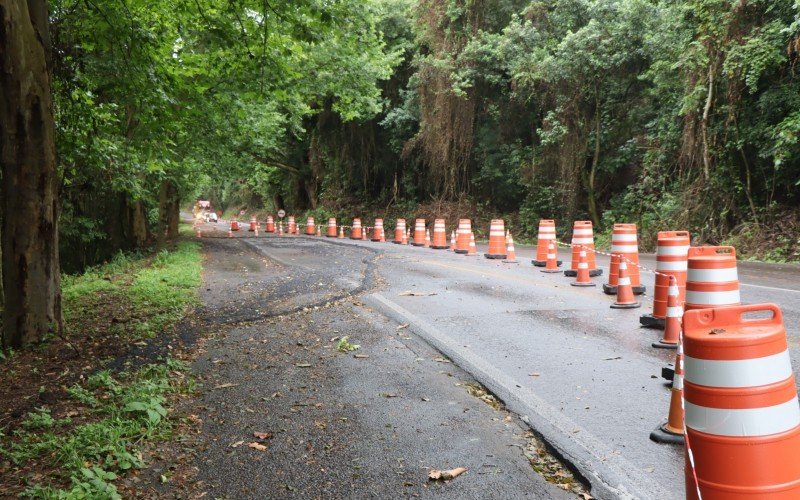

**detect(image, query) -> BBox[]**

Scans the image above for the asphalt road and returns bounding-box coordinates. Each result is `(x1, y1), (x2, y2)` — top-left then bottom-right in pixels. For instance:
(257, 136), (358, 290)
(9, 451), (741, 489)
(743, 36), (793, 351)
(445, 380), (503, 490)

(194, 220), (800, 499)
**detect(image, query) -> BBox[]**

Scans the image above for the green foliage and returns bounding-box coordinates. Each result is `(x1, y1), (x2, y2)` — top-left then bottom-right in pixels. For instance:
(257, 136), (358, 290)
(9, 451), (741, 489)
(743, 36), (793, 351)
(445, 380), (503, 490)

(336, 336), (361, 353)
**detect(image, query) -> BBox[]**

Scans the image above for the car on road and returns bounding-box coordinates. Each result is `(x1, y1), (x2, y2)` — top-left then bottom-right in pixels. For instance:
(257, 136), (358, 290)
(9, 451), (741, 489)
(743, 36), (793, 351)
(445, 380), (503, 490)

(203, 211), (219, 223)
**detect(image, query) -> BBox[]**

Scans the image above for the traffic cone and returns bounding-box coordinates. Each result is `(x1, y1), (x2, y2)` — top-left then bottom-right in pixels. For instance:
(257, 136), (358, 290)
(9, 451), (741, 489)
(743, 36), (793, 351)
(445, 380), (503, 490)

(541, 243), (560, 273)
(571, 249), (595, 287)
(227, 229), (233, 238)
(424, 229), (431, 248)
(649, 341), (684, 444)
(316, 225), (321, 237)
(611, 260), (640, 309)
(278, 222), (283, 236)
(466, 232), (478, 256)
(362, 228), (368, 240)
(653, 277), (681, 349)
(338, 226), (345, 239)
(254, 226), (259, 237)
(402, 229), (408, 245)
(450, 230), (456, 251)
(503, 233), (518, 263)
(565, 221), (600, 277)
(532, 219), (559, 266)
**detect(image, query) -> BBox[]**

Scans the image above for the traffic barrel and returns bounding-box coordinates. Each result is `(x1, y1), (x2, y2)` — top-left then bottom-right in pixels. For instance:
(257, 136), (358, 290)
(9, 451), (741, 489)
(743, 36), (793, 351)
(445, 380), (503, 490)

(394, 219), (406, 244)
(610, 261), (640, 308)
(484, 219), (507, 259)
(454, 219), (472, 254)
(641, 231), (690, 328)
(565, 221), (600, 277)
(431, 219), (449, 249)
(650, 323), (685, 444)
(372, 219), (385, 242)
(230, 220), (240, 232)
(653, 276), (682, 349)
(571, 249), (595, 287)
(249, 216), (257, 232)
(287, 216), (297, 234)
(412, 219), (426, 246)
(326, 218), (337, 237)
(541, 243), (560, 273)
(532, 220), (560, 266)
(265, 215), (275, 233)
(683, 304), (800, 499)
(350, 218), (363, 240)
(685, 246), (740, 311)
(604, 223), (645, 295)
(305, 216), (315, 235)
(503, 232), (518, 263)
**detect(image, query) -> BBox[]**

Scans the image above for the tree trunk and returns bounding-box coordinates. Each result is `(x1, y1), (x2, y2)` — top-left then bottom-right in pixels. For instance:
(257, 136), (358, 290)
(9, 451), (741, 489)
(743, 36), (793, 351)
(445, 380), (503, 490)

(157, 179), (179, 248)
(586, 86), (602, 228)
(0, 0), (62, 349)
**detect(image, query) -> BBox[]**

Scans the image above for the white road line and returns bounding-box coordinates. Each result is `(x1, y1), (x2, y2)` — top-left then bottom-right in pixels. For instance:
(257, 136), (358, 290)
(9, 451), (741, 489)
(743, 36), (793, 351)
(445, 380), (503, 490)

(740, 283), (800, 294)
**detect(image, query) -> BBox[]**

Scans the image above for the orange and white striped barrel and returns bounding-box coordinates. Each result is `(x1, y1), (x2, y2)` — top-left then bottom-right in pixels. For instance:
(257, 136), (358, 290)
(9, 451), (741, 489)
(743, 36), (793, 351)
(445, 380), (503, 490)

(565, 221), (600, 277)
(305, 216), (315, 235)
(350, 218), (363, 240)
(249, 216), (257, 232)
(430, 219), (448, 249)
(412, 219), (426, 246)
(454, 219), (472, 254)
(265, 215), (275, 233)
(533, 220), (557, 266)
(326, 218), (337, 237)
(287, 216), (297, 234)
(230, 219), (240, 232)
(685, 246), (739, 310)
(372, 219), (384, 242)
(484, 219), (507, 259)
(683, 304), (800, 499)
(604, 223), (644, 295)
(394, 219), (406, 244)
(641, 231), (690, 328)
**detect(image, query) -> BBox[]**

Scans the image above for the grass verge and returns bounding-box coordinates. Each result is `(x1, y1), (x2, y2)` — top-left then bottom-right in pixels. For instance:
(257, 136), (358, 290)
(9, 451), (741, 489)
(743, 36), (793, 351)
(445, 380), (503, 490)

(0, 239), (202, 497)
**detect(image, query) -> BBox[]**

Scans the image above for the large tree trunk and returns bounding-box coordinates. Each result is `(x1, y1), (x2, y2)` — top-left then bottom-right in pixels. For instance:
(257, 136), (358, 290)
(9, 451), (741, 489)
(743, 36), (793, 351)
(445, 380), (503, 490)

(157, 179), (179, 248)
(0, 0), (62, 349)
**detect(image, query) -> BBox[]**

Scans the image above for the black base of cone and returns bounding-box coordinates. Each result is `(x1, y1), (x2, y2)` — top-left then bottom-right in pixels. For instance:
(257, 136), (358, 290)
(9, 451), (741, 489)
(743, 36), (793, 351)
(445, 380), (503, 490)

(564, 269), (603, 277)
(611, 301), (641, 309)
(431, 245), (449, 249)
(639, 314), (666, 329)
(540, 269), (561, 273)
(411, 243), (425, 247)
(652, 340), (678, 349)
(372, 239), (383, 242)
(662, 364), (674, 381)
(392, 241), (403, 244)
(532, 259), (562, 267)
(571, 282), (596, 287)
(326, 235), (337, 237)
(602, 284), (646, 296)
(649, 422), (684, 445)
(454, 249), (468, 254)
(484, 254), (507, 259)
(350, 237), (361, 240)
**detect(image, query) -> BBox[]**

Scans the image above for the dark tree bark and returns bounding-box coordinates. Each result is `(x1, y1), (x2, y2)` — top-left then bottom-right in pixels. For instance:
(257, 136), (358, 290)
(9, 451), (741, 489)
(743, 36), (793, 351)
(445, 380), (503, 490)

(157, 179), (179, 248)
(0, 0), (62, 348)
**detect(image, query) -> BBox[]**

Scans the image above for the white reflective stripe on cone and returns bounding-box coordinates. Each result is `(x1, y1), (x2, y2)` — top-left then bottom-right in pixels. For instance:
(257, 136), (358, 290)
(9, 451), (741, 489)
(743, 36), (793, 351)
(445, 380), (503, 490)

(686, 397), (800, 437)
(666, 306), (683, 317)
(539, 234), (556, 240)
(685, 290), (740, 305)
(539, 228), (556, 234)
(572, 238), (594, 245)
(657, 245), (690, 256)
(618, 277), (631, 285)
(611, 245), (639, 253)
(656, 261), (689, 271)
(612, 234), (638, 242)
(573, 229), (593, 236)
(578, 263), (589, 269)
(685, 351), (793, 388)
(490, 231), (505, 236)
(547, 253), (556, 259)
(688, 268), (739, 282)
(673, 373), (684, 390)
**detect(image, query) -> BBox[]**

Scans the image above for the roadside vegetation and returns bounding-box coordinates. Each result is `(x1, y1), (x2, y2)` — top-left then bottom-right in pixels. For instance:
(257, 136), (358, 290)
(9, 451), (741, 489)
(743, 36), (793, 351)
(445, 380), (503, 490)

(0, 241), (202, 497)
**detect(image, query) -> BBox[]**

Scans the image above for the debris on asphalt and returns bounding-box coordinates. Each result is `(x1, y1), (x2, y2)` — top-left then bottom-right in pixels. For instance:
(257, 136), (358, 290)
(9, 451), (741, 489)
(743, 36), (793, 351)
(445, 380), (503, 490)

(247, 442), (268, 451)
(428, 467), (467, 481)
(398, 291), (437, 296)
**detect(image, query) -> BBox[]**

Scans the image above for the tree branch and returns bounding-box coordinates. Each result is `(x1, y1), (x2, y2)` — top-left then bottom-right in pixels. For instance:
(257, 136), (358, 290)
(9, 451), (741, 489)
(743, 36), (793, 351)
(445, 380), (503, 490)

(249, 152), (301, 174)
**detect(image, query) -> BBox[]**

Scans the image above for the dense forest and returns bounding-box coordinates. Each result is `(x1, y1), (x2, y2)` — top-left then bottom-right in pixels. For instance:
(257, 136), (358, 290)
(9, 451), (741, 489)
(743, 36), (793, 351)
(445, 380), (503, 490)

(2, 0), (799, 347)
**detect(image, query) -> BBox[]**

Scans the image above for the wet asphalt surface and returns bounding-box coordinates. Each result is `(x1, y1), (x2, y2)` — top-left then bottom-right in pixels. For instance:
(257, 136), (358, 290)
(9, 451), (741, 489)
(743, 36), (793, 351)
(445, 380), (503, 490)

(190, 235), (574, 499)
(191, 221), (800, 499)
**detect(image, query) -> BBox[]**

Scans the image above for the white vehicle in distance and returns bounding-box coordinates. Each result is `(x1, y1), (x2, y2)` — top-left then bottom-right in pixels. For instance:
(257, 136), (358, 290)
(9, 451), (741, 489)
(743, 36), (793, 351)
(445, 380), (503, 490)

(203, 211), (219, 223)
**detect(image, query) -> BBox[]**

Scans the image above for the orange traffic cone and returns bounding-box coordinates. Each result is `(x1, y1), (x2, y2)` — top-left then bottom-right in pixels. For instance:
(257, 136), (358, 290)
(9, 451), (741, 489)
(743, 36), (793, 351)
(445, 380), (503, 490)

(402, 229), (408, 245)
(503, 233), (518, 263)
(362, 227), (368, 241)
(254, 226), (259, 237)
(338, 226), (345, 239)
(466, 232), (478, 256)
(484, 219), (507, 259)
(541, 243), (560, 273)
(228, 229), (233, 238)
(450, 231), (456, 251)
(650, 338), (684, 444)
(316, 225), (321, 237)
(611, 260), (640, 309)
(278, 222), (284, 236)
(571, 249), (595, 287)
(424, 229), (431, 248)
(653, 276), (681, 349)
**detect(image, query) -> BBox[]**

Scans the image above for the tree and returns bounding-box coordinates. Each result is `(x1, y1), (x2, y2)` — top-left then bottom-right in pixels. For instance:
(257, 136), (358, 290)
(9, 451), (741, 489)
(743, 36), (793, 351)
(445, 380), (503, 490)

(0, 0), (62, 348)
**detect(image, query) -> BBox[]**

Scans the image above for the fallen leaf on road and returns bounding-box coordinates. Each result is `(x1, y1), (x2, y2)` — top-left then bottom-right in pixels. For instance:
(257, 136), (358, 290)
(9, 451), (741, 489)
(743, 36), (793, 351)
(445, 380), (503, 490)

(428, 467), (467, 481)
(399, 291), (437, 297)
(247, 442), (267, 451)
(214, 383), (239, 389)
(353, 354), (369, 359)
(433, 357), (451, 363)
(295, 363), (312, 368)
(329, 336), (340, 342)
(253, 432), (273, 440)
(230, 441), (245, 448)
(529, 372), (541, 377)
(396, 323), (409, 330)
